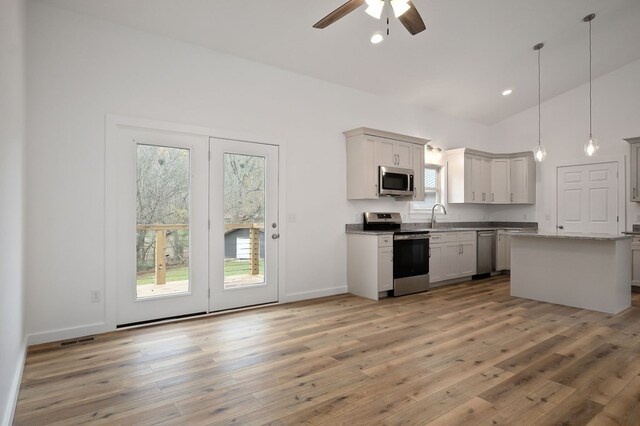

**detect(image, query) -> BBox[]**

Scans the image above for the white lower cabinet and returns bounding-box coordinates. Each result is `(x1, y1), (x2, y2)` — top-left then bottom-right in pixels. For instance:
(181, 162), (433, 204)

(496, 231), (515, 271)
(347, 234), (394, 300)
(430, 232), (477, 283)
(377, 246), (394, 292)
(632, 237), (640, 287)
(428, 241), (444, 282)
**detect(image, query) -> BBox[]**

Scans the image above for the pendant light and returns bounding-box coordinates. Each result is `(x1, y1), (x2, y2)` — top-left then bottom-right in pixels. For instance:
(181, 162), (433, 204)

(583, 13), (598, 157)
(533, 43), (546, 162)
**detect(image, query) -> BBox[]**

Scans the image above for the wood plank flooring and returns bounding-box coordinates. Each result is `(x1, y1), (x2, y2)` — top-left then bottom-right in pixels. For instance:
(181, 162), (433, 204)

(14, 276), (640, 425)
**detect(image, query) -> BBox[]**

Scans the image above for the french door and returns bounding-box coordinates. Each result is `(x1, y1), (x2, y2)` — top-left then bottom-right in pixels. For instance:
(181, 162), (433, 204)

(209, 138), (279, 312)
(115, 127), (278, 325)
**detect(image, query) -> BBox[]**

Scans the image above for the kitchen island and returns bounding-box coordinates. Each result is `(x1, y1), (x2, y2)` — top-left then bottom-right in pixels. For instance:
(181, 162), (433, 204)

(510, 231), (631, 314)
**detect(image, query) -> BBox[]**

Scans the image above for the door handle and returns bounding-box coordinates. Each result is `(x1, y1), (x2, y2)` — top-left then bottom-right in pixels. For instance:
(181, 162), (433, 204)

(271, 234), (280, 239)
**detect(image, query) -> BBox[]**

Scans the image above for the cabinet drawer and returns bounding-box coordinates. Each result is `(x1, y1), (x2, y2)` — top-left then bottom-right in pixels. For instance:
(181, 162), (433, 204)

(429, 234), (443, 243)
(378, 235), (393, 247)
(459, 232), (476, 242)
(439, 232), (460, 243)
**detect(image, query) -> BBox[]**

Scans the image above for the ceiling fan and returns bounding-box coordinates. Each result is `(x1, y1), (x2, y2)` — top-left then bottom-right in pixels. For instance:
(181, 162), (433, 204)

(313, 0), (426, 36)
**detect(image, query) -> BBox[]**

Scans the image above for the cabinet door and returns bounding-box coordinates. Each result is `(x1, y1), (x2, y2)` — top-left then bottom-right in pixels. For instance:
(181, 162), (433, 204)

(496, 232), (506, 271)
(632, 145), (640, 202)
(429, 243), (444, 283)
(378, 247), (394, 291)
(459, 241), (476, 276)
(443, 242), (462, 279)
(469, 156), (483, 203)
(412, 144), (425, 201)
(491, 159), (510, 204)
(375, 138), (395, 167)
(395, 142), (413, 169)
(510, 157), (527, 204)
(480, 158), (492, 203)
(505, 234), (512, 270)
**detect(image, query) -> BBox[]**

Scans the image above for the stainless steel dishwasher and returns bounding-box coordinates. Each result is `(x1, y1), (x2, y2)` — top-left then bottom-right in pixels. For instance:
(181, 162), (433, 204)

(476, 231), (497, 275)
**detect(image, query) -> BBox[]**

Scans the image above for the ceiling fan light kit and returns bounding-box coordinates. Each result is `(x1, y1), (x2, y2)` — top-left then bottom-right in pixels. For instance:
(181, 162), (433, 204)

(365, 0), (384, 19)
(313, 0), (426, 36)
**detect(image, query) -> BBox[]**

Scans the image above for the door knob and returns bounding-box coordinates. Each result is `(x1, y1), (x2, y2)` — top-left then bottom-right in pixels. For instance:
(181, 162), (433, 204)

(271, 234), (280, 239)
(557, 225), (564, 230)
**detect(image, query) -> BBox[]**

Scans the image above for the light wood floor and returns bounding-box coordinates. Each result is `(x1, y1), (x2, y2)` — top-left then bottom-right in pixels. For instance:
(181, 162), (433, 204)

(14, 276), (640, 425)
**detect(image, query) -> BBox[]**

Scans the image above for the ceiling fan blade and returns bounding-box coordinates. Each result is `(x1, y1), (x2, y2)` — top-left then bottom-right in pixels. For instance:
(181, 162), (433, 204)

(398, 1), (426, 35)
(313, 0), (366, 29)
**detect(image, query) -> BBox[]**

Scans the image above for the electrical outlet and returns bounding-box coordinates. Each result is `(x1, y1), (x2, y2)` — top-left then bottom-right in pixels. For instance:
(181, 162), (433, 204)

(91, 290), (101, 303)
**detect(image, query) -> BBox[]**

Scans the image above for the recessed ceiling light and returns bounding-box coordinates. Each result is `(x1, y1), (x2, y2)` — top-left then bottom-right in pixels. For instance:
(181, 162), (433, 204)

(370, 33), (384, 44)
(502, 89), (513, 96)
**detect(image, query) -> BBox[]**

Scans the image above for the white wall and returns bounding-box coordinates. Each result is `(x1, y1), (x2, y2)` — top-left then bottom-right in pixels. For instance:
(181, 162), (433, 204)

(0, 0), (26, 422)
(490, 57), (640, 231)
(26, 2), (491, 343)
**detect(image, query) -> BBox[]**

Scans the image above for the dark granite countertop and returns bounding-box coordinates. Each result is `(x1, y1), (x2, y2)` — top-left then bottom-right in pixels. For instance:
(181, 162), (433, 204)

(346, 222), (538, 235)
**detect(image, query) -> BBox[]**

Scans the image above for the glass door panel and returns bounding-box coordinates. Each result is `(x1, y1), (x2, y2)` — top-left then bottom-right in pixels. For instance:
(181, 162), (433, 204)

(136, 145), (191, 299)
(223, 153), (266, 289)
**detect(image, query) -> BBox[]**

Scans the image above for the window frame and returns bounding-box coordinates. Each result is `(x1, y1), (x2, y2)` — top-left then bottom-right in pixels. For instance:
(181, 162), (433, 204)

(409, 164), (447, 219)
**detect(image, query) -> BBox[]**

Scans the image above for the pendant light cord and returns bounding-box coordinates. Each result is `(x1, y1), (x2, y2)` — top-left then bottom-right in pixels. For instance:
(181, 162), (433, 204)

(538, 47), (541, 147)
(589, 21), (593, 139)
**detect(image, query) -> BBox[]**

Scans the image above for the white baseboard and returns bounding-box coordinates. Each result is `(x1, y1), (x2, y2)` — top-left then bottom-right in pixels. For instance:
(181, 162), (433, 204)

(2, 336), (27, 426)
(281, 286), (348, 303)
(27, 322), (112, 346)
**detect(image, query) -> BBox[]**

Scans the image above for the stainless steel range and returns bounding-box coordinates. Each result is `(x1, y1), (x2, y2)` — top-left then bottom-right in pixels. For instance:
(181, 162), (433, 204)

(363, 212), (430, 296)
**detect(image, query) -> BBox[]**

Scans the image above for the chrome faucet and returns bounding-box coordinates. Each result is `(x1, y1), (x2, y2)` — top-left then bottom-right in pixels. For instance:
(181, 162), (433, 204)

(431, 203), (447, 228)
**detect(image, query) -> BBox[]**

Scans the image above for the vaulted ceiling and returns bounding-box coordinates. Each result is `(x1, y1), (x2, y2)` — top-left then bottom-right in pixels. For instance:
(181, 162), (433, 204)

(41, 0), (640, 124)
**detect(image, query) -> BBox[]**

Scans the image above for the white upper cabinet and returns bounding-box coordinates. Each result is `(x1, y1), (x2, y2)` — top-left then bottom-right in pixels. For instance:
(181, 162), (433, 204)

(447, 148), (535, 205)
(491, 158), (510, 204)
(510, 156), (535, 204)
(345, 128), (429, 200)
(626, 137), (640, 202)
(412, 144), (425, 201)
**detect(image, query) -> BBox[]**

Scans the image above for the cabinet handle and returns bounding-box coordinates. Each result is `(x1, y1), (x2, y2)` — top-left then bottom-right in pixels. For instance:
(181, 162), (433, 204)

(459, 243), (462, 254)
(472, 191), (475, 201)
(461, 244), (464, 254)
(634, 188), (637, 199)
(429, 247), (431, 258)
(492, 193), (494, 202)
(510, 193), (514, 203)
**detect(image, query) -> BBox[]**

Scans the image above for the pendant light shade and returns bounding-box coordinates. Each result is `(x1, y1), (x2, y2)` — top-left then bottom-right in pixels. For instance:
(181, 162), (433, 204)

(365, 0), (385, 19)
(583, 13), (598, 157)
(533, 42), (546, 162)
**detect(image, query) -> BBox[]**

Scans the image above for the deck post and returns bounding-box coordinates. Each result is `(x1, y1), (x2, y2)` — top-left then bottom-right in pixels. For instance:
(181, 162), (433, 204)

(249, 224), (260, 275)
(155, 229), (166, 284)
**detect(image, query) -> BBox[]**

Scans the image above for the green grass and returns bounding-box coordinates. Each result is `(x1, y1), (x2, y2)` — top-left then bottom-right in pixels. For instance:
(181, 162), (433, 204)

(136, 259), (265, 285)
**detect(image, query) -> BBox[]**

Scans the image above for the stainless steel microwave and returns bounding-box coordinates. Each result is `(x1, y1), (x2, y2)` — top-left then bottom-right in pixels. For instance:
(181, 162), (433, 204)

(379, 166), (415, 197)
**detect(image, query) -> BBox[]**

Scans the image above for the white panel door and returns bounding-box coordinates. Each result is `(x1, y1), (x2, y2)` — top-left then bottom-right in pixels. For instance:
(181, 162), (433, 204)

(116, 127), (209, 326)
(395, 142), (413, 169)
(375, 138), (395, 167)
(210, 138), (279, 312)
(557, 162), (619, 234)
(510, 157), (527, 204)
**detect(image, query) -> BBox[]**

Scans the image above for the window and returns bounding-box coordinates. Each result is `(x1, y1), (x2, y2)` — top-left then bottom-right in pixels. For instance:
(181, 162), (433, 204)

(424, 166), (440, 207)
(410, 165), (444, 217)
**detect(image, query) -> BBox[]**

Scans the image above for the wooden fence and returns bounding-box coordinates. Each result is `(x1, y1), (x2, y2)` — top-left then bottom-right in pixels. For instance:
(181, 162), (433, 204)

(137, 223), (264, 285)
